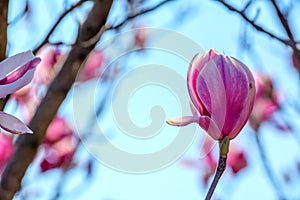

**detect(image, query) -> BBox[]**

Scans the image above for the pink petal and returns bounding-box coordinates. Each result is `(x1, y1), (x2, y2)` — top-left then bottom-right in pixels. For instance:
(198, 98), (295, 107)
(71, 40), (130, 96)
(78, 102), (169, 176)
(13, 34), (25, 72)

(196, 60), (227, 132)
(227, 57), (255, 138)
(187, 50), (219, 116)
(0, 51), (40, 79)
(166, 116), (198, 126)
(0, 68), (36, 98)
(189, 101), (199, 117)
(0, 111), (33, 134)
(198, 116), (222, 140)
(0, 51), (41, 98)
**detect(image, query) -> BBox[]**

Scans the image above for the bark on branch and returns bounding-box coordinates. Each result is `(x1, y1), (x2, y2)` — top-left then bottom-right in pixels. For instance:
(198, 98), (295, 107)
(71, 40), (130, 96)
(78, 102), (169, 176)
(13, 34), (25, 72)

(0, 0), (8, 61)
(0, 0), (113, 199)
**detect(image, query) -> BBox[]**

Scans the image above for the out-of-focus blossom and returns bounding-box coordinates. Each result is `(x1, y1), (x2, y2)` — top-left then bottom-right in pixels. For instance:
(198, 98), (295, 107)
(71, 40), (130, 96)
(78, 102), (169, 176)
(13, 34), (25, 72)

(167, 49), (256, 141)
(40, 117), (77, 172)
(33, 45), (62, 85)
(227, 147), (248, 174)
(11, 45), (63, 124)
(79, 50), (104, 82)
(182, 136), (248, 185)
(0, 134), (14, 174)
(249, 74), (280, 131)
(44, 117), (73, 144)
(0, 51), (40, 134)
(134, 26), (147, 49)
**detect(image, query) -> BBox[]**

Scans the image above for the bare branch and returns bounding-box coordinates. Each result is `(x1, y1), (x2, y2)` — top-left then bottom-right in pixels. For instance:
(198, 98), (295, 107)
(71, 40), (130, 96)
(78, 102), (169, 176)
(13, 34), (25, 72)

(33, 0), (89, 54)
(79, 0), (174, 48)
(0, 0), (9, 111)
(215, 0), (291, 46)
(0, 0), (9, 61)
(270, 0), (295, 42)
(8, 0), (29, 25)
(0, 0), (113, 199)
(269, 0), (300, 70)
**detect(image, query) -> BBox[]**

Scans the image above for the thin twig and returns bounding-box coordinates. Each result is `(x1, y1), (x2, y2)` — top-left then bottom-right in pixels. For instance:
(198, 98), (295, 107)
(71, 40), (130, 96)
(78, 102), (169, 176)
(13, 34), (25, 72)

(215, 0), (292, 46)
(8, 0), (29, 25)
(79, 0), (174, 48)
(269, 0), (300, 73)
(254, 132), (286, 200)
(33, 0), (89, 54)
(270, 0), (295, 42)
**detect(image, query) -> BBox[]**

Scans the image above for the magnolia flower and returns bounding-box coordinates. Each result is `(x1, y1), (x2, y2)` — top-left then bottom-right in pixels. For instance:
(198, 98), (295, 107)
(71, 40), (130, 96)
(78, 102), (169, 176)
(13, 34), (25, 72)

(249, 75), (279, 131)
(0, 134), (14, 174)
(80, 50), (104, 82)
(40, 117), (77, 172)
(167, 49), (256, 140)
(0, 51), (41, 134)
(181, 136), (248, 185)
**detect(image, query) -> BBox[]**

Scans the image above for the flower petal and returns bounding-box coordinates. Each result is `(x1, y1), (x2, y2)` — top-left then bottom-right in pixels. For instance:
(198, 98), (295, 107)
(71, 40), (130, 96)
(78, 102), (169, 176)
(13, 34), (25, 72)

(196, 60), (227, 133)
(0, 51), (41, 98)
(0, 68), (36, 98)
(187, 50), (219, 115)
(0, 111), (33, 134)
(0, 51), (40, 79)
(198, 116), (222, 140)
(166, 116), (198, 126)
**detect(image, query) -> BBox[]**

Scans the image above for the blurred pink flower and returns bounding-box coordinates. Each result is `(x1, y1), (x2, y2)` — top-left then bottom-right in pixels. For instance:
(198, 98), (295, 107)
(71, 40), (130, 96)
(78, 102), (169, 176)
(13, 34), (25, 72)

(33, 45), (62, 85)
(249, 74), (280, 131)
(80, 50), (104, 81)
(227, 147), (248, 174)
(0, 51), (40, 134)
(44, 117), (73, 144)
(134, 26), (147, 48)
(182, 136), (247, 185)
(40, 117), (77, 172)
(11, 45), (63, 124)
(0, 134), (14, 174)
(168, 49), (256, 140)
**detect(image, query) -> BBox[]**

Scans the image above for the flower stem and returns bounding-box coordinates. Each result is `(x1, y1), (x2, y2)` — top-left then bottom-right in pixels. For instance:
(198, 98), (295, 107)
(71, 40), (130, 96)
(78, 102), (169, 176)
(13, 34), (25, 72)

(254, 132), (286, 200)
(205, 137), (229, 200)
(205, 154), (227, 200)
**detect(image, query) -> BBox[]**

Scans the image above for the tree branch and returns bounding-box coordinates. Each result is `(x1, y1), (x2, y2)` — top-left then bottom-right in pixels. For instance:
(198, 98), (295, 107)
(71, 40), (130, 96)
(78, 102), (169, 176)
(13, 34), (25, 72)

(270, 0), (295, 42)
(216, 0), (300, 72)
(33, 0), (89, 54)
(0, 0), (8, 61)
(0, 0), (9, 111)
(269, 0), (300, 73)
(254, 132), (286, 200)
(79, 0), (173, 48)
(0, 0), (113, 199)
(215, 0), (292, 46)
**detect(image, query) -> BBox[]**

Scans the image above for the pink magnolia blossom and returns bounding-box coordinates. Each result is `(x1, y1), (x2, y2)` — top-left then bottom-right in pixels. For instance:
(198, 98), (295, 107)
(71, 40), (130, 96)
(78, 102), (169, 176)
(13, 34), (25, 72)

(11, 46), (62, 124)
(182, 136), (248, 185)
(40, 117), (77, 172)
(0, 51), (40, 134)
(0, 134), (14, 174)
(32, 45), (61, 85)
(249, 74), (283, 131)
(79, 50), (104, 81)
(134, 26), (147, 49)
(167, 49), (256, 140)
(227, 147), (248, 174)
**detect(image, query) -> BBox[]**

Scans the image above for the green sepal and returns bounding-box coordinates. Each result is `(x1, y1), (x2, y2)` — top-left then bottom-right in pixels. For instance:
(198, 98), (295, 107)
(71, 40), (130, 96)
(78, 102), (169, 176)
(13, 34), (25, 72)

(219, 136), (230, 156)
